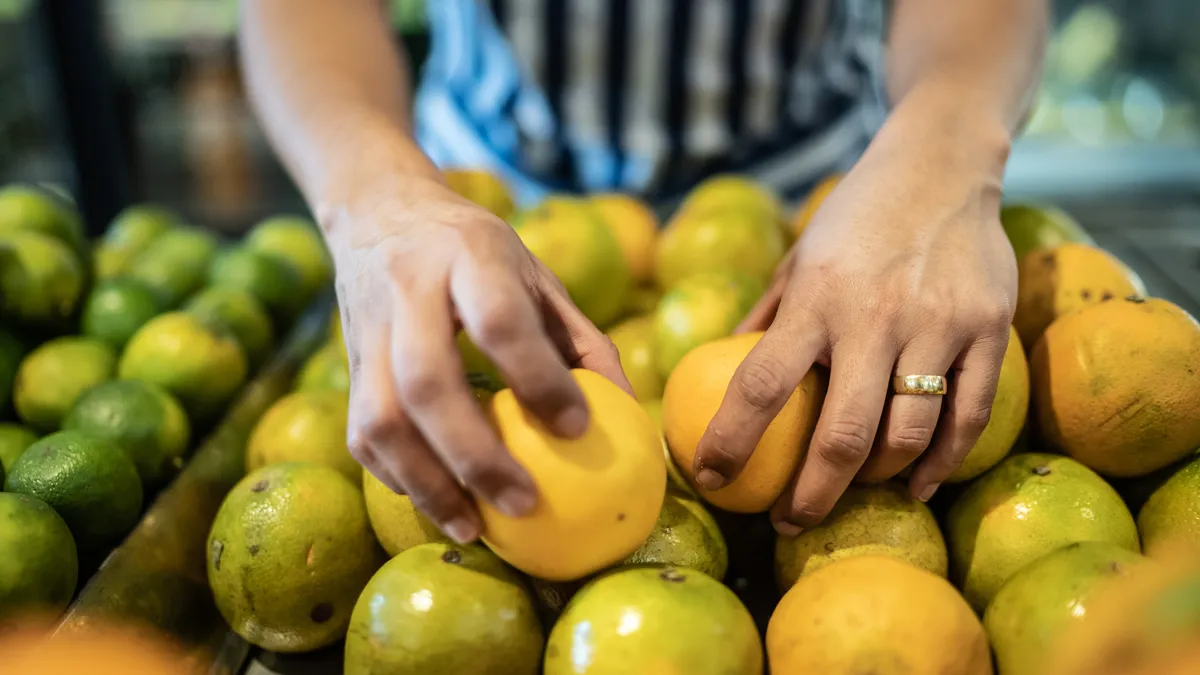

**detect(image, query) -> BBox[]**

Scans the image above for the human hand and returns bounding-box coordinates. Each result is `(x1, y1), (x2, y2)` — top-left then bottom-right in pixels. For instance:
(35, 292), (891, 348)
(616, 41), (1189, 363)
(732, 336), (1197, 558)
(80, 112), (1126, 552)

(326, 174), (630, 544)
(691, 113), (1018, 535)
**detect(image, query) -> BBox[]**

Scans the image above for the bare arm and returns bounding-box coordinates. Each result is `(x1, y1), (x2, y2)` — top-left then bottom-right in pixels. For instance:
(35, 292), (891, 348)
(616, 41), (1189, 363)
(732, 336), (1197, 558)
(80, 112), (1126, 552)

(239, 0), (628, 544)
(694, 0), (1049, 533)
(238, 0), (440, 222)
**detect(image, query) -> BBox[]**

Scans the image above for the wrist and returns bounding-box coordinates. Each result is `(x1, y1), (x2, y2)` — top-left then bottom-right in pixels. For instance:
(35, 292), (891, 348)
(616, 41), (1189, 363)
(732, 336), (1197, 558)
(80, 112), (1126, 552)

(871, 75), (1014, 182)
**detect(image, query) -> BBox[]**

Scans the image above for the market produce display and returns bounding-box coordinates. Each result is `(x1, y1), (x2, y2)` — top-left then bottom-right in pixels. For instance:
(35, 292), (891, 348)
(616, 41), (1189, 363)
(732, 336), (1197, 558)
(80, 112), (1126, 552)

(0, 183), (330, 629)
(194, 169), (1200, 674)
(4, 170), (1200, 675)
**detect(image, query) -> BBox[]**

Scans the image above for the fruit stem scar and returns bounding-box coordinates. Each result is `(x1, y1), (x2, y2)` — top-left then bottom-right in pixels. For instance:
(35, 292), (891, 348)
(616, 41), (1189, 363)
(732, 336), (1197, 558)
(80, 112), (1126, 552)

(1032, 465), (1051, 476)
(660, 568), (686, 583)
(442, 549), (463, 564)
(251, 480), (269, 492)
(211, 539), (224, 570)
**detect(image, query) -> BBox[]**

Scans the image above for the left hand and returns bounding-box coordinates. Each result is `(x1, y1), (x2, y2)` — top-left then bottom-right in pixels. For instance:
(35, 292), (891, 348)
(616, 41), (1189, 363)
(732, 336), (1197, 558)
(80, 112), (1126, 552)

(692, 111), (1018, 535)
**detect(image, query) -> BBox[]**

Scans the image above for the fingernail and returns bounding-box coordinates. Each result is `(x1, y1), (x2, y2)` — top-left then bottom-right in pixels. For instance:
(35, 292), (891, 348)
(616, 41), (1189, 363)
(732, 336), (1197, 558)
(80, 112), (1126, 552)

(774, 521), (803, 537)
(918, 483), (940, 503)
(695, 468), (726, 492)
(554, 406), (589, 438)
(442, 517), (479, 544)
(494, 487), (537, 518)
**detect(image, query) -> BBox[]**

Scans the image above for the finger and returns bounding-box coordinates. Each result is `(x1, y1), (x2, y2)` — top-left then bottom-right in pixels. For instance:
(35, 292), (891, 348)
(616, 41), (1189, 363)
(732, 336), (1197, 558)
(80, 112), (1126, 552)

(346, 324), (482, 543)
(692, 312), (825, 491)
(909, 333), (1008, 499)
(772, 336), (896, 534)
(856, 336), (963, 484)
(452, 257), (594, 436)
(533, 261), (635, 395)
(390, 278), (538, 517)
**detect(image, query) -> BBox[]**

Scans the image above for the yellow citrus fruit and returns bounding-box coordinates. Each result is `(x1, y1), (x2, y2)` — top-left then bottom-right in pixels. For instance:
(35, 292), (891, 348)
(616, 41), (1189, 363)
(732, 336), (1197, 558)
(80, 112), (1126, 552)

(1014, 243), (1145, 348)
(246, 389), (357, 483)
(480, 369), (665, 581)
(443, 168), (515, 220)
(767, 556), (991, 675)
(362, 468), (448, 557)
(653, 271), (763, 378)
(606, 315), (663, 401)
(590, 193), (658, 284)
(1032, 297), (1200, 477)
(948, 325), (1030, 482)
(656, 207), (785, 290)
(512, 197), (631, 328)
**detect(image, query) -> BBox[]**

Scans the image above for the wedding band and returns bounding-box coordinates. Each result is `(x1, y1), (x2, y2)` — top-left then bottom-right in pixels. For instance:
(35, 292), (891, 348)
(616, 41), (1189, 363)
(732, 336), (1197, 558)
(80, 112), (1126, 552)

(892, 375), (948, 396)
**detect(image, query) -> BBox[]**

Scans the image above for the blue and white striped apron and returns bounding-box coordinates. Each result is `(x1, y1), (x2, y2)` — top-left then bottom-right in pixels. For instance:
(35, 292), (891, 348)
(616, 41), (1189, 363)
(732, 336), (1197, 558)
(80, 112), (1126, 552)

(414, 0), (888, 207)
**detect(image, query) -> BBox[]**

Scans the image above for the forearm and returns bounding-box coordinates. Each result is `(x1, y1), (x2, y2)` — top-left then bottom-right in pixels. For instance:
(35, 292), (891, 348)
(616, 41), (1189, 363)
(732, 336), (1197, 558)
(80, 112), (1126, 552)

(877, 0), (1049, 175)
(238, 0), (441, 227)
(855, 0), (1048, 200)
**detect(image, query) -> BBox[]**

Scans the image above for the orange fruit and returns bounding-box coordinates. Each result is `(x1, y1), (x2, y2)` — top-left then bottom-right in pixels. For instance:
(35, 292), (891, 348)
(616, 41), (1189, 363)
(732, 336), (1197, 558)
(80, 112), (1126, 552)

(1032, 297), (1200, 477)
(480, 369), (665, 581)
(662, 332), (826, 513)
(590, 193), (658, 284)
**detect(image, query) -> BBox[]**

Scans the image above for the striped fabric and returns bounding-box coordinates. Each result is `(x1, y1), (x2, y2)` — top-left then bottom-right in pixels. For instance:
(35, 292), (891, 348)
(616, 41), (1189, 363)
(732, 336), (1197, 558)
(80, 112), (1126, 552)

(414, 0), (888, 207)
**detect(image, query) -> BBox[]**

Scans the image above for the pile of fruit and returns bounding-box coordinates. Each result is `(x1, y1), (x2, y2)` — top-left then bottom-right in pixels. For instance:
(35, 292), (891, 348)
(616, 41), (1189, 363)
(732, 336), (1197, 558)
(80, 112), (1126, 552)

(198, 170), (1199, 675)
(0, 183), (331, 629)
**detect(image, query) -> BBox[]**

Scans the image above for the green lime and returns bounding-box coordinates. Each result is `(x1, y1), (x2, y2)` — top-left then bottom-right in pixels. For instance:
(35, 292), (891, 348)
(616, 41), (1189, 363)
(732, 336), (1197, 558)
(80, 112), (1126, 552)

(0, 492), (78, 627)
(4, 430), (143, 551)
(0, 231), (85, 327)
(245, 216), (332, 299)
(0, 184), (87, 262)
(63, 380), (191, 488)
(0, 423), (39, 474)
(295, 340), (349, 392)
(127, 227), (219, 308)
(207, 246), (305, 324)
(183, 287), (276, 370)
(93, 204), (180, 279)
(80, 277), (164, 349)
(1001, 204), (1095, 259)
(0, 328), (28, 413)
(13, 337), (117, 433)
(118, 312), (248, 422)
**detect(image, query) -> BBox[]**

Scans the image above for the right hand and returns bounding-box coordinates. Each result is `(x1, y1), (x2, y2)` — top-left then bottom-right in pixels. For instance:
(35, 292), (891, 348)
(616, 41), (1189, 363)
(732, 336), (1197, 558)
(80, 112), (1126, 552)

(327, 175), (631, 544)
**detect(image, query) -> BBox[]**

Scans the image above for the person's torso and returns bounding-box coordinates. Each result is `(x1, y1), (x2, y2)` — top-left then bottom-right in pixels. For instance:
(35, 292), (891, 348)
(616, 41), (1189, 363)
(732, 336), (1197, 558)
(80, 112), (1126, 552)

(415, 0), (887, 206)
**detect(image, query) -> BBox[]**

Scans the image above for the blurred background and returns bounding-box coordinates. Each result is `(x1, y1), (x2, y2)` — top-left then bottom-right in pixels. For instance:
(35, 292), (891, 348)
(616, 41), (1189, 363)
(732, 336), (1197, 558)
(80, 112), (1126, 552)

(2, 0), (1199, 233)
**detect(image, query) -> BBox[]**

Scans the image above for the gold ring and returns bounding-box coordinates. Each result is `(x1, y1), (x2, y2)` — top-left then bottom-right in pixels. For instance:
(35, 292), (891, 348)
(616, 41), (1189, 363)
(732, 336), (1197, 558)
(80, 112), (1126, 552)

(892, 375), (948, 396)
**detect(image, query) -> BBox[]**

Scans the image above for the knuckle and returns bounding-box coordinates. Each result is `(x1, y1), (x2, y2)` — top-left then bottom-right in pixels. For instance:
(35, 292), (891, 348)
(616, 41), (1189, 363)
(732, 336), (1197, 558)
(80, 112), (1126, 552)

(454, 455), (508, 493)
(786, 500), (832, 528)
(397, 368), (448, 408)
(960, 404), (994, 435)
(355, 409), (402, 446)
(474, 304), (522, 348)
(815, 418), (874, 468)
(407, 486), (465, 523)
(734, 356), (791, 413)
(887, 424), (935, 456)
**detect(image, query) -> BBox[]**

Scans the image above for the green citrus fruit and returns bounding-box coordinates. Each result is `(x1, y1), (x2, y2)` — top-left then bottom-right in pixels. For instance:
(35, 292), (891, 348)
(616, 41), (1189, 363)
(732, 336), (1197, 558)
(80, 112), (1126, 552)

(295, 340), (350, 392)
(0, 423), (38, 474)
(207, 462), (382, 652)
(0, 184), (87, 262)
(118, 312), (247, 422)
(345, 542), (542, 675)
(244, 215), (332, 300)
(80, 277), (163, 350)
(63, 380), (190, 488)
(0, 231), (85, 327)
(13, 337), (117, 433)
(0, 492), (78, 628)
(207, 246), (305, 323)
(653, 272), (763, 378)
(183, 287), (276, 370)
(4, 430), (143, 551)
(127, 227), (219, 308)
(545, 566), (762, 675)
(246, 389), (357, 483)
